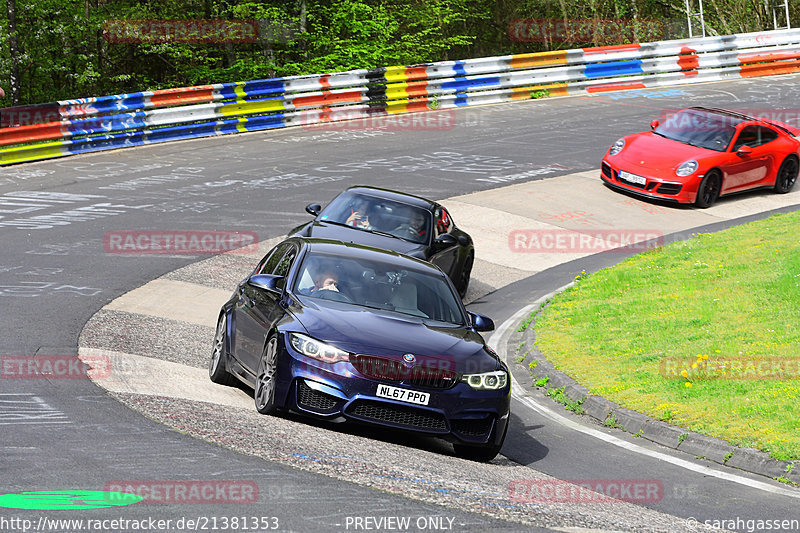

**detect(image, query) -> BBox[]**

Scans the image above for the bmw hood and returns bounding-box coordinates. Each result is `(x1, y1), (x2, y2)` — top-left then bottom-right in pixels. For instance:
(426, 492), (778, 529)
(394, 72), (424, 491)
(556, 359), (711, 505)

(290, 301), (500, 372)
(299, 221), (426, 258)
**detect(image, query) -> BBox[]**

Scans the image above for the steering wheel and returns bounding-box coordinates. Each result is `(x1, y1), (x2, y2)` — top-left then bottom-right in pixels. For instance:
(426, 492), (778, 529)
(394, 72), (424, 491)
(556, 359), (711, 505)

(314, 289), (353, 303)
(709, 133), (729, 149)
(394, 224), (418, 238)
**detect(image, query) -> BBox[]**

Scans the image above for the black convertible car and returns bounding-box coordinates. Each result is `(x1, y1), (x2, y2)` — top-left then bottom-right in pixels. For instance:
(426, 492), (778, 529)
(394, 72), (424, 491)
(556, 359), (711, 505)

(289, 186), (474, 297)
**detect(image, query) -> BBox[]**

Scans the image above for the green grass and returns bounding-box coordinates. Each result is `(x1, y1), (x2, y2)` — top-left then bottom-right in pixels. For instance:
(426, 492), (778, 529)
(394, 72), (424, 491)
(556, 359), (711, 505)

(534, 211), (800, 461)
(546, 387), (585, 414)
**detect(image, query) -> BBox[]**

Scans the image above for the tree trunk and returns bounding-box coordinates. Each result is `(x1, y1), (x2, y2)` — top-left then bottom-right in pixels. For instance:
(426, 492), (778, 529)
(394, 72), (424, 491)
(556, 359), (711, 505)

(6, 0), (20, 104)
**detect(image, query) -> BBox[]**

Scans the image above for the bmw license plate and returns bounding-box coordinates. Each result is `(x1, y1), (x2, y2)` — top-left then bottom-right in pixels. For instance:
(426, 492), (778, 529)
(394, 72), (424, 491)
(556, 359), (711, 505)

(618, 170), (647, 186)
(376, 384), (430, 405)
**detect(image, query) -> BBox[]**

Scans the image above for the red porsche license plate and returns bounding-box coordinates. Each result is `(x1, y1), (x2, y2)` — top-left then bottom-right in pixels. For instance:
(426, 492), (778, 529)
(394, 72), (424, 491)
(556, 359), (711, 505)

(618, 170), (647, 186)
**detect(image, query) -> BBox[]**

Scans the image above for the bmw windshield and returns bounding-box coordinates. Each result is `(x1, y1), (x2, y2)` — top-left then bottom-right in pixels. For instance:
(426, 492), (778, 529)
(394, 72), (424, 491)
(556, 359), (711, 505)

(293, 250), (466, 327)
(654, 108), (743, 152)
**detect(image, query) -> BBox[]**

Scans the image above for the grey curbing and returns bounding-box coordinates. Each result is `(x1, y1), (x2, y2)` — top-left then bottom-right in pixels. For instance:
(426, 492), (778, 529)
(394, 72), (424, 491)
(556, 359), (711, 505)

(787, 464), (800, 484)
(582, 396), (619, 423)
(609, 407), (651, 435)
(640, 420), (690, 449)
(725, 448), (795, 479)
(563, 382), (591, 404)
(677, 433), (737, 464)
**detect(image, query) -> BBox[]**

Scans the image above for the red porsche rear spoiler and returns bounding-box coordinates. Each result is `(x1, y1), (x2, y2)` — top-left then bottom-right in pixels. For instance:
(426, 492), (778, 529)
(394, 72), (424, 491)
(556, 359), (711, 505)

(754, 116), (800, 137)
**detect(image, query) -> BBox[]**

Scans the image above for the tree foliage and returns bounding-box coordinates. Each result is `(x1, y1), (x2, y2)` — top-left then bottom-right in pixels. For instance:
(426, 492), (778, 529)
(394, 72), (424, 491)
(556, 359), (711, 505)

(0, 0), (797, 105)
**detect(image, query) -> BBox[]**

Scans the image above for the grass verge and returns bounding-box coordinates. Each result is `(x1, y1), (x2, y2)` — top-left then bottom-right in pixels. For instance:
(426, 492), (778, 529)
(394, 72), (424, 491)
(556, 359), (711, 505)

(533, 210), (800, 461)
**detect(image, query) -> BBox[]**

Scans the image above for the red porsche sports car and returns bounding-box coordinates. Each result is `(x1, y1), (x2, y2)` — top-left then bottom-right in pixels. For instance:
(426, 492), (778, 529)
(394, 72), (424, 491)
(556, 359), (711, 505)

(601, 107), (800, 207)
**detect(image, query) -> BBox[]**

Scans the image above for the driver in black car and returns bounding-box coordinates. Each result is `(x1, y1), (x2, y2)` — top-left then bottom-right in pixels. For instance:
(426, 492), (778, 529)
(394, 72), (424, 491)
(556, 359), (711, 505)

(393, 207), (428, 240)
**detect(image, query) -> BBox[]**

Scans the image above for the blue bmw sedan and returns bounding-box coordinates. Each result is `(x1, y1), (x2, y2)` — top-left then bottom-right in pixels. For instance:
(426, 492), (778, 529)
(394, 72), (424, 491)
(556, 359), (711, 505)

(209, 237), (509, 461)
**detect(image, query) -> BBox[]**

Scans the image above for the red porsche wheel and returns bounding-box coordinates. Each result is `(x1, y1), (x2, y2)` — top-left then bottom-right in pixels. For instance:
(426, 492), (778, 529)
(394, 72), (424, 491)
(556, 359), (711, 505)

(774, 156), (798, 194)
(695, 170), (721, 208)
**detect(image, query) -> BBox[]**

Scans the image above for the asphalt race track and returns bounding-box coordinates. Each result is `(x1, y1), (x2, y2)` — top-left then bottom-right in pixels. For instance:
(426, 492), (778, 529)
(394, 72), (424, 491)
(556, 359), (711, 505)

(2, 74), (800, 532)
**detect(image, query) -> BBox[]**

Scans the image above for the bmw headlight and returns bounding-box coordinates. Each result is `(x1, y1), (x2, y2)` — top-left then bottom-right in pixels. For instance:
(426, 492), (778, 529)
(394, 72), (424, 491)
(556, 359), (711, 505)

(462, 370), (508, 390)
(676, 160), (698, 177)
(289, 332), (349, 363)
(609, 138), (626, 156)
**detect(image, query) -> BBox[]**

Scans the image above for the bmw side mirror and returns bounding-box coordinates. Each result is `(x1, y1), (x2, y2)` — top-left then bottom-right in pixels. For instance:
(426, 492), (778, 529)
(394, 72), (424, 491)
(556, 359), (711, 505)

(305, 203), (322, 216)
(468, 312), (495, 332)
(247, 274), (282, 293)
(434, 234), (457, 247)
(736, 145), (753, 157)
(650, 119), (660, 130)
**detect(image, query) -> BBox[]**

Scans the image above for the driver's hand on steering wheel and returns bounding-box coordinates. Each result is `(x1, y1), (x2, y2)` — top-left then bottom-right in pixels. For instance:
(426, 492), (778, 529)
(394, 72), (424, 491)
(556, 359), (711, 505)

(319, 279), (338, 292)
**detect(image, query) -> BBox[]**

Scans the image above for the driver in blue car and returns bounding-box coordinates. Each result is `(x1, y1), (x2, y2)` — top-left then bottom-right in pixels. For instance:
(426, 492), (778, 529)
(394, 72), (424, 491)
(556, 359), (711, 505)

(310, 269), (339, 293)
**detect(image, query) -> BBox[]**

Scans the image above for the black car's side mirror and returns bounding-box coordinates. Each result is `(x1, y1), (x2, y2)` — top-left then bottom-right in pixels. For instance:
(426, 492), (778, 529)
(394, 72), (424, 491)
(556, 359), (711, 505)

(468, 312), (495, 332)
(247, 274), (282, 293)
(305, 203), (322, 216)
(650, 119), (660, 131)
(434, 233), (457, 247)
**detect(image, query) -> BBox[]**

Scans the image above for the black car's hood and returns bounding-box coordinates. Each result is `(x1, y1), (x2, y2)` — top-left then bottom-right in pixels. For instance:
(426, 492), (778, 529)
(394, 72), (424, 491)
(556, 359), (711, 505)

(292, 221), (427, 259)
(290, 299), (499, 372)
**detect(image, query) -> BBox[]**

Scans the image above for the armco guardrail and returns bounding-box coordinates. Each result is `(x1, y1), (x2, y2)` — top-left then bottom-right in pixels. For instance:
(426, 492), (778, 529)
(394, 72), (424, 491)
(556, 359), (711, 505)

(2, 28), (800, 165)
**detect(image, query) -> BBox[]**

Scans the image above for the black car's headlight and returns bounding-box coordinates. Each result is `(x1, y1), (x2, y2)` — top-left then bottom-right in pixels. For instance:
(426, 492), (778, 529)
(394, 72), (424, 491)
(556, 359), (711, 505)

(461, 370), (508, 390)
(289, 332), (349, 363)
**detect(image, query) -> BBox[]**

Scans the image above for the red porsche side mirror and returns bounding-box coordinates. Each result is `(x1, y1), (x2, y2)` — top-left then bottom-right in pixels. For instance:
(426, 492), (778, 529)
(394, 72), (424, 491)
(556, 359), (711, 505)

(736, 145), (753, 157)
(650, 119), (660, 130)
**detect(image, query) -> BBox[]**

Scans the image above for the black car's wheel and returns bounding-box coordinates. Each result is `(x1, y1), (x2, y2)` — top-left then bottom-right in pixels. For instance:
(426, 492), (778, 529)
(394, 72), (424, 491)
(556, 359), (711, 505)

(774, 156), (799, 194)
(255, 335), (280, 414)
(453, 421), (507, 462)
(209, 314), (236, 385)
(455, 252), (473, 298)
(694, 170), (721, 208)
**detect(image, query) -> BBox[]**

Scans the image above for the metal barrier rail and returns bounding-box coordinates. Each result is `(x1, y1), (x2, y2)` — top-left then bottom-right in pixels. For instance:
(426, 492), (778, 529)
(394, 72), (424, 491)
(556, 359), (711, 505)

(2, 28), (800, 165)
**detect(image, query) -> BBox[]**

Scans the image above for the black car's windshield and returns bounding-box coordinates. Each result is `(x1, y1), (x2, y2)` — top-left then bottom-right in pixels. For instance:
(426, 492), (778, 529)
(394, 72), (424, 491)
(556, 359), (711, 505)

(293, 251), (465, 326)
(319, 191), (430, 245)
(655, 109), (742, 152)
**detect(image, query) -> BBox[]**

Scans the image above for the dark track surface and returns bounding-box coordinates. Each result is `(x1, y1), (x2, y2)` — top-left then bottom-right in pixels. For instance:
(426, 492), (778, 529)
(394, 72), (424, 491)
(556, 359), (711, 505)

(2, 76), (800, 532)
